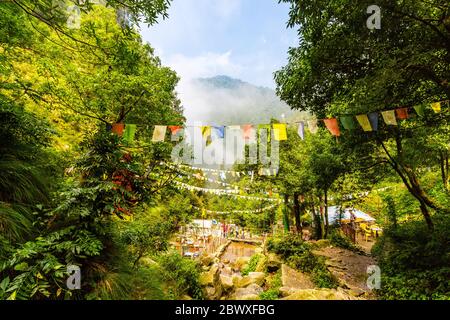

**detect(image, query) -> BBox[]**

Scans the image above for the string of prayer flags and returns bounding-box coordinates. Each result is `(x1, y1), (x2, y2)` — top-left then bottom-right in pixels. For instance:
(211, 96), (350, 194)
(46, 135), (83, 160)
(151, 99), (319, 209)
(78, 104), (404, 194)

(112, 123), (125, 136)
(431, 102), (441, 113)
(323, 118), (341, 136)
(381, 110), (397, 126)
(340, 116), (357, 130)
(307, 119), (318, 134)
(368, 112), (379, 131)
(273, 123), (287, 141)
(123, 124), (136, 144)
(395, 107), (409, 120)
(213, 126), (225, 139)
(414, 104), (426, 117)
(258, 124), (271, 143)
(297, 121), (305, 140)
(152, 125), (167, 142)
(356, 114), (372, 132)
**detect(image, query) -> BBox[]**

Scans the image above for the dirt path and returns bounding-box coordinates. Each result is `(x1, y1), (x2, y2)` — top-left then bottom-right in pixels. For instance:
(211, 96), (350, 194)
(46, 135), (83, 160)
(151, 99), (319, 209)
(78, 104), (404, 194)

(312, 246), (377, 298)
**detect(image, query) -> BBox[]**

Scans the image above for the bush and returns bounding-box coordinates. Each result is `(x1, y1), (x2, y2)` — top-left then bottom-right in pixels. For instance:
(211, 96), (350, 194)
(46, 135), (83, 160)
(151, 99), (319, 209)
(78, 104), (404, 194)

(372, 217), (450, 299)
(157, 251), (203, 300)
(242, 254), (261, 276)
(329, 229), (364, 254)
(267, 235), (338, 288)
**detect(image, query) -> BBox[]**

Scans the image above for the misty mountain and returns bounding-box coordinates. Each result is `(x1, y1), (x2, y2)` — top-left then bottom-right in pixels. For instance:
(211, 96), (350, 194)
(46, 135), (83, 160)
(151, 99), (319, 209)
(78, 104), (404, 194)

(179, 75), (303, 125)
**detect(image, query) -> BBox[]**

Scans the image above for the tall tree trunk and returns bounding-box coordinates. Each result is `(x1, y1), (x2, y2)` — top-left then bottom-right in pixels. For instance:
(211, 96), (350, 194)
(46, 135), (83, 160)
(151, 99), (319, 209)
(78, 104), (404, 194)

(310, 201), (322, 240)
(379, 137), (437, 230)
(293, 192), (302, 235)
(283, 194), (290, 233)
(318, 194), (326, 239)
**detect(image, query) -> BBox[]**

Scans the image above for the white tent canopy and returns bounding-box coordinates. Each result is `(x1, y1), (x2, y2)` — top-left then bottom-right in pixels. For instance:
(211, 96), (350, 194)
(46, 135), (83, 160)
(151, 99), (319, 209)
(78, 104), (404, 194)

(327, 206), (376, 224)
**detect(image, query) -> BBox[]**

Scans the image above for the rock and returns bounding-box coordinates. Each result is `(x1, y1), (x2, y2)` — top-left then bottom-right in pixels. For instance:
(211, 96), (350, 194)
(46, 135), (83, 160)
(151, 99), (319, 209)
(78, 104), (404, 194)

(232, 274), (243, 286)
(348, 288), (365, 297)
(248, 272), (266, 286)
(254, 247), (263, 254)
(315, 239), (331, 248)
(267, 253), (282, 272)
(236, 275), (254, 288)
(222, 259), (230, 264)
(234, 257), (251, 270)
(279, 286), (298, 297)
(199, 264), (219, 286)
(220, 275), (234, 291)
(234, 284), (263, 300)
(205, 286), (216, 299)
(200, 254), (214, 267)
(281, 264), (315, 290)
(180, 295), (193, 300)
(281, 288), (361, 300)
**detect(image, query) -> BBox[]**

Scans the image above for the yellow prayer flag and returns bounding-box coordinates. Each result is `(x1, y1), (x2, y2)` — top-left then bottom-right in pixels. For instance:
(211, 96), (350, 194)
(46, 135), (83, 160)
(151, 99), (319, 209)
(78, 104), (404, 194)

(273, 123), (287, 141)
(431, 102), (441, 113)
(356, 114), (373, 131)
(152, 125), (167, 142)
(381, 110), (397, 126)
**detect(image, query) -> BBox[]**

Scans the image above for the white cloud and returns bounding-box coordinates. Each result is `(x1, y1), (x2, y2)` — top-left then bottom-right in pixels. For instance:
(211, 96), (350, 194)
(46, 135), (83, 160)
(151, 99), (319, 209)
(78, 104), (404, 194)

(164, 51), (244, 80)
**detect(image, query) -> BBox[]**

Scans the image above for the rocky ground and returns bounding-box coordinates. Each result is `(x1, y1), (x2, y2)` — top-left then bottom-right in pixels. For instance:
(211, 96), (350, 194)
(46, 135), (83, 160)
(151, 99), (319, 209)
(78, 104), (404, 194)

(196, 239), (377, 300)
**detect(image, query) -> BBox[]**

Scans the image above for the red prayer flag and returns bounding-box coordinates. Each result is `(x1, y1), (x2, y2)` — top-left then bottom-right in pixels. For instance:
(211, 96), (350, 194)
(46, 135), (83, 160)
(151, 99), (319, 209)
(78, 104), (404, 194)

(395, 108), (409, 120)
(168, 125), (182, 135)
(112, 123), (125, 136)
(242, 124), (254, 140)
(323, 118), (341, 136)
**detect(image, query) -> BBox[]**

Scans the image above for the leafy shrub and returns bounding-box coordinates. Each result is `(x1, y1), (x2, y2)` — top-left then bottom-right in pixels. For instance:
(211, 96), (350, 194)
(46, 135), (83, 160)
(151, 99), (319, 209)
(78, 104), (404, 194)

(242, 254), (261, 276)
(329, 229), (364, 254)
(157, 251), (203, 300)
(259, 289), (279, 300)
(372, 217), (450, 299)
(267, 235), (338, 288)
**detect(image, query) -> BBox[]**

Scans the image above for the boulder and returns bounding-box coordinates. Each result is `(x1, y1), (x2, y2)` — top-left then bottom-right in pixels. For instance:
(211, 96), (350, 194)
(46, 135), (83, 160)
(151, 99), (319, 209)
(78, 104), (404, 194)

(234, 257), (251, 270)
(266, 253), (282, 272)
(315, 239), (331, 248)
(248, 272), (266, 286)
(281, 264), (315, 290)
(234, 284), (263, 300)
(220, 275), (234, 291)
(180, 295), (193, 300)
(236, 275), (254, 288)
(279, 286), (298, 297)
(281, 288), (360, 300)
(199, 264), (219, 287)
(200, 254), (214, 267)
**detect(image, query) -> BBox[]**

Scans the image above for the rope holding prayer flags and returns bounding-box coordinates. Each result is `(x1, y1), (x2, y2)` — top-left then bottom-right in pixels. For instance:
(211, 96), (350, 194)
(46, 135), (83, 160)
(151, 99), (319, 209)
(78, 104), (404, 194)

(381, 110), (397, 125)
(152, 125), (167, 142)
(307, 119), (318, 134)
(356, 114), (372, 132)
(273, 123), (287, 141)
(431, 102), (441, 113)
(323, 118), (340, 136)
(297, 121), (305, 140)
(395, 107), (408, 120)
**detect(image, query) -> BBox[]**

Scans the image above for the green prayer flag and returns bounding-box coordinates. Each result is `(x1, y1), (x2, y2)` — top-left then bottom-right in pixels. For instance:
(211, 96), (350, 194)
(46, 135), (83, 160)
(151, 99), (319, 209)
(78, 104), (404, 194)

(340, 116), (357, 130)
(258, 124), (271, 143)
(123, 124), (136, 144)
(413, 104), (426, 117)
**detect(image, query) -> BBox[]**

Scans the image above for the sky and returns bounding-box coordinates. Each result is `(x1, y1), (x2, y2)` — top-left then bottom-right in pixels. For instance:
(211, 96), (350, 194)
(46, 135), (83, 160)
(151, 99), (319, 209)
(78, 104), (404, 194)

(139, 0), (298, 89)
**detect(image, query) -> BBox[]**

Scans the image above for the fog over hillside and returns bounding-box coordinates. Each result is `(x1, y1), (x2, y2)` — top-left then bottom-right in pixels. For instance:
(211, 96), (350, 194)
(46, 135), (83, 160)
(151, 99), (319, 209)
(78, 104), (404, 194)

(177, 75), (303, 125)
